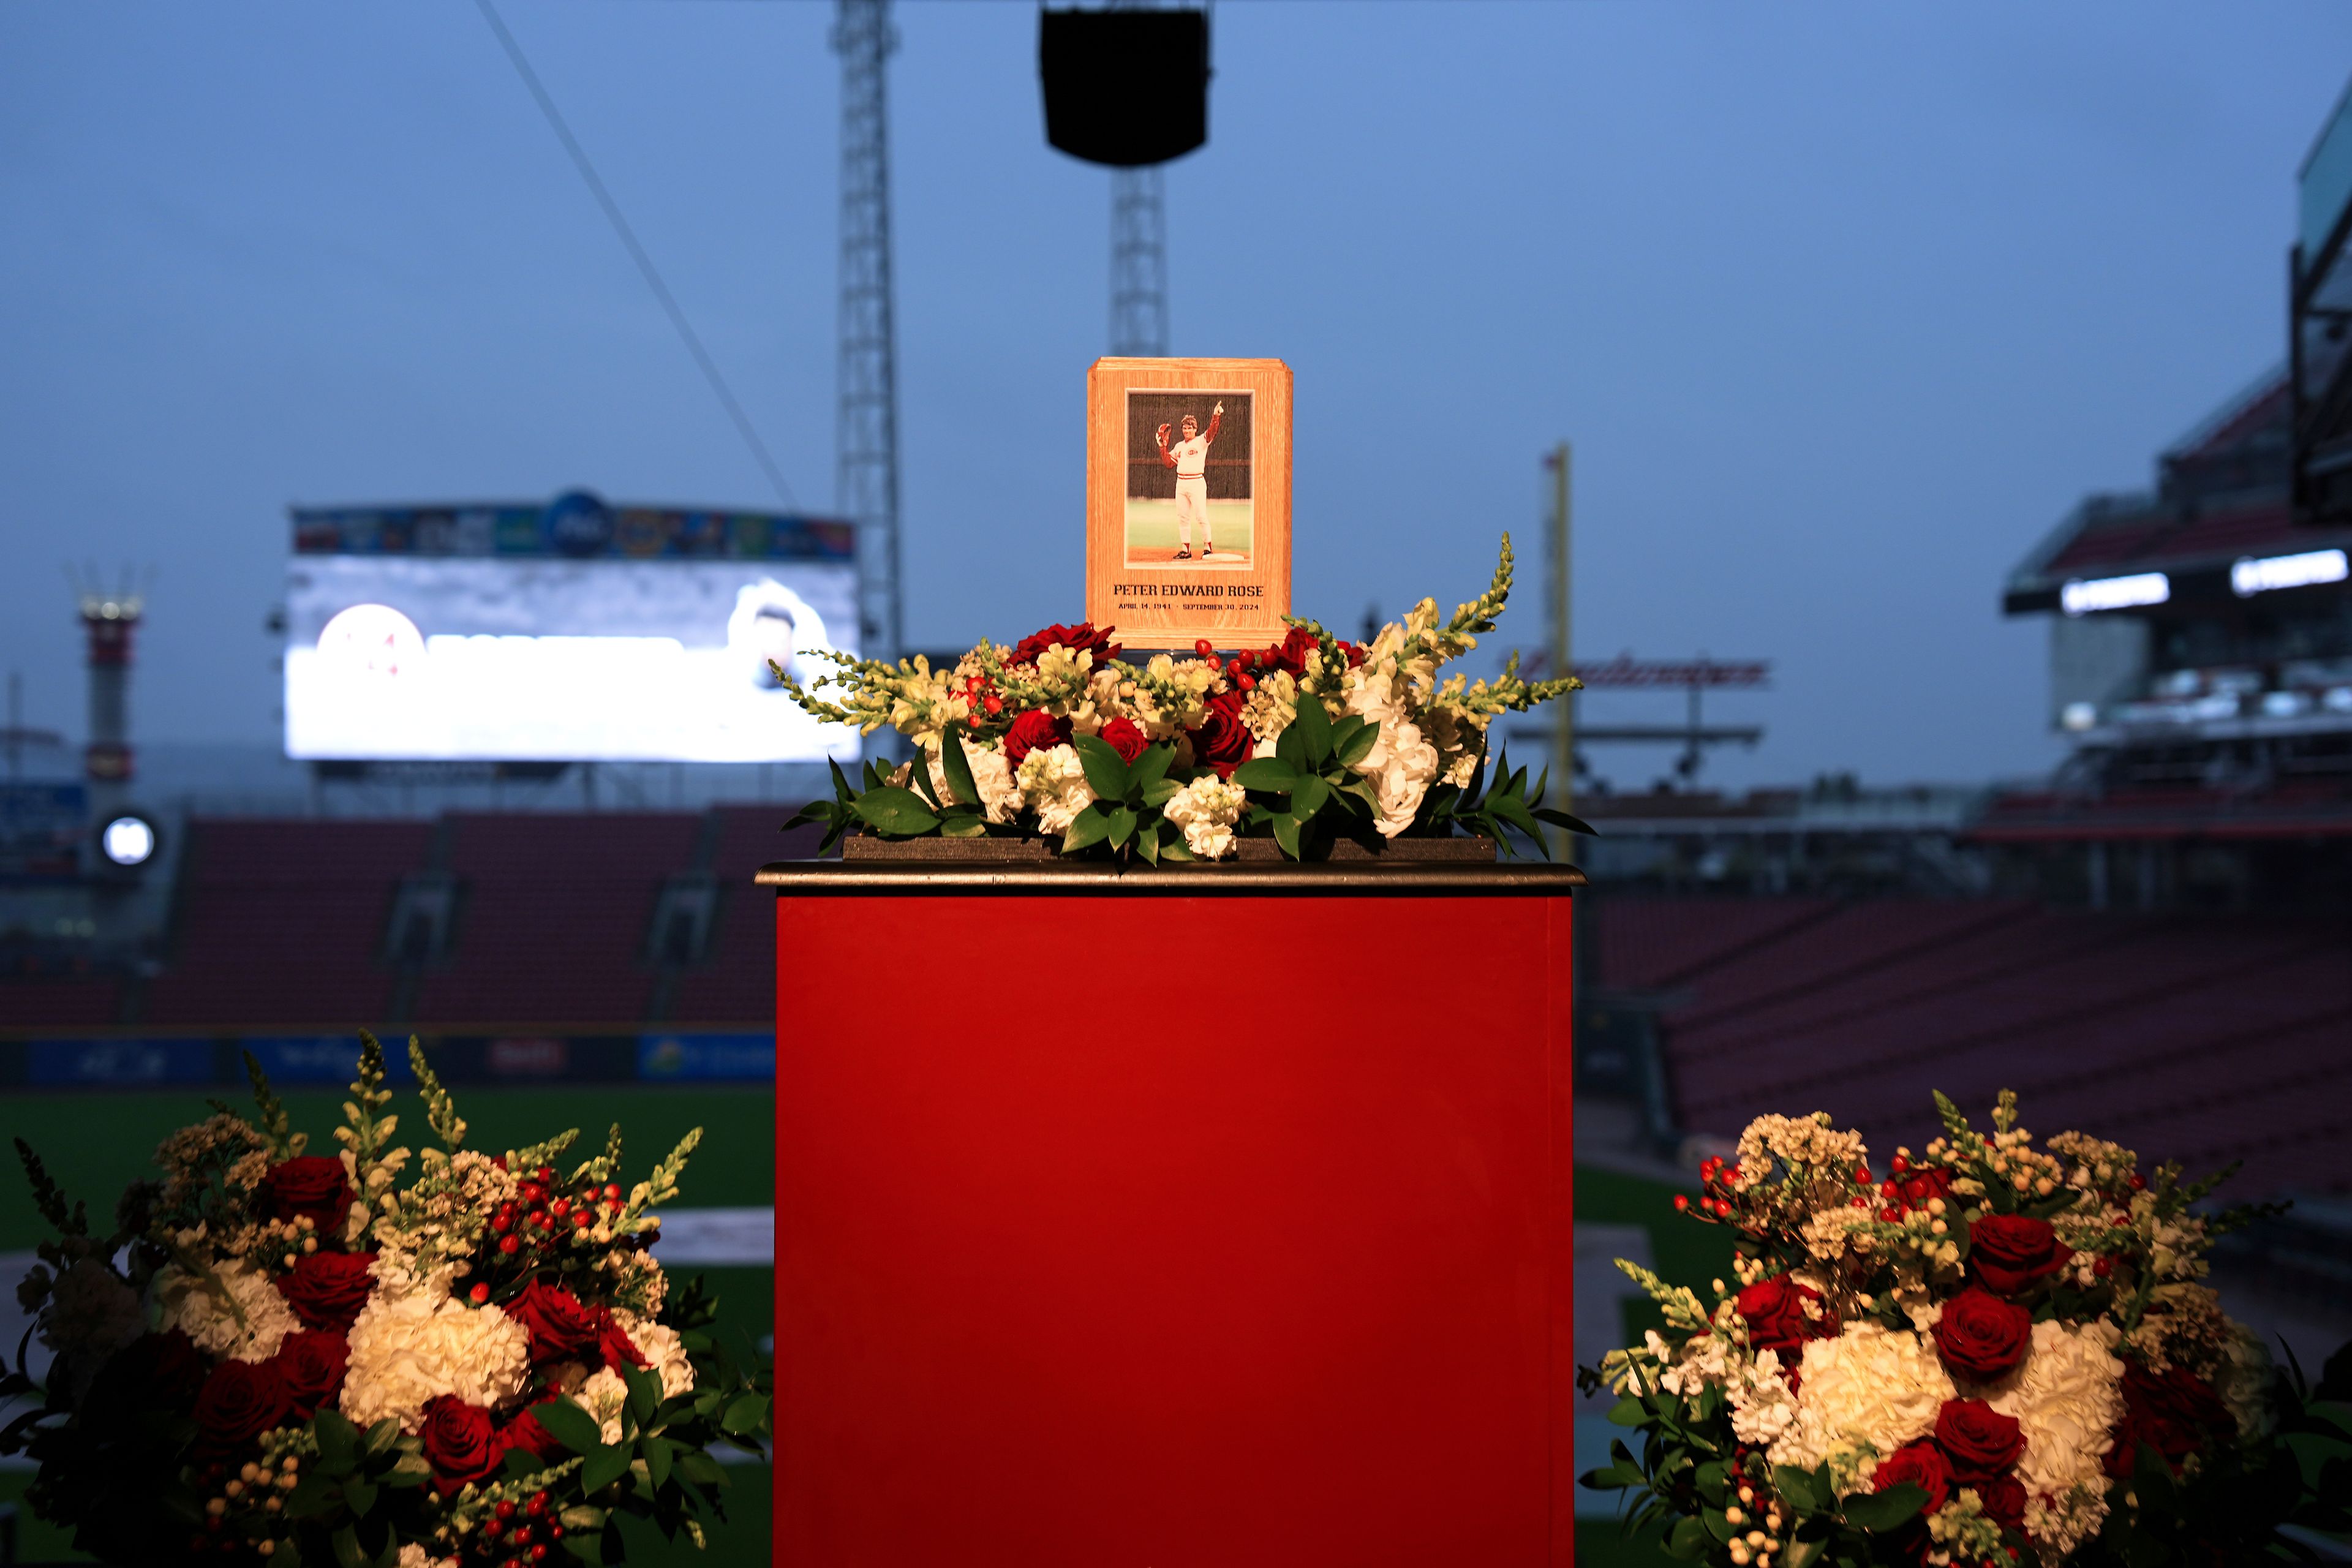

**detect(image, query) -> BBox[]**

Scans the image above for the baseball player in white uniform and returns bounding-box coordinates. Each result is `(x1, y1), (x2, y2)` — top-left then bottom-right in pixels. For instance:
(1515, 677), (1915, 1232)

(1154, 402), (1223, 560)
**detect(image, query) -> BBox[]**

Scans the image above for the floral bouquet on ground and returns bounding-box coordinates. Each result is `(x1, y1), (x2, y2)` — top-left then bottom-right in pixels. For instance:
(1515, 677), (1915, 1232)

(778, 535), (1591, 862)
(1, 1036), (772, 1568)
(1581, 1092), (2352, 1568)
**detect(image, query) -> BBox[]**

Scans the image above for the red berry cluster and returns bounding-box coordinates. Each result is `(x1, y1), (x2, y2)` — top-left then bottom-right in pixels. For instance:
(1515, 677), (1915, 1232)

(1672, 1155), (1747, 1221)
(469, 1167), (628, 1305)
(960, 673), (1003, 728)
(472, 1490), (564, 1568)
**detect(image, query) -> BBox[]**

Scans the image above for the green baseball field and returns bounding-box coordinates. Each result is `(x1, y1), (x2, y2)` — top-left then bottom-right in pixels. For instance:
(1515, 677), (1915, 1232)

(1121, 497), (1256, 565)
(2, 1085), (1691, 1565)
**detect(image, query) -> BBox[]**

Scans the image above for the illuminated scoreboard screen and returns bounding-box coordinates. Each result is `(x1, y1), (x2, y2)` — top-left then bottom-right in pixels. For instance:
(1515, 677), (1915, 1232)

(284, 492), (861, 764)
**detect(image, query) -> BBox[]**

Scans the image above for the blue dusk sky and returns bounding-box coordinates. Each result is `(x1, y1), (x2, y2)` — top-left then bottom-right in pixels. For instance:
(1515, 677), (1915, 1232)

(2, 3), (2346, 790)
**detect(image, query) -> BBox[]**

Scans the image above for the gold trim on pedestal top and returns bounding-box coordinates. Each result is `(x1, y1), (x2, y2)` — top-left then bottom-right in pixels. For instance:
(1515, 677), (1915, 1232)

(756, 861), (1585, 895)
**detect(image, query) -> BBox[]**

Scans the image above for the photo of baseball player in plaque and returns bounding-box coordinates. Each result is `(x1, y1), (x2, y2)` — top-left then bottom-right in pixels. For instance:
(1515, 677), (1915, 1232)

(1124, 390), (1253, 568)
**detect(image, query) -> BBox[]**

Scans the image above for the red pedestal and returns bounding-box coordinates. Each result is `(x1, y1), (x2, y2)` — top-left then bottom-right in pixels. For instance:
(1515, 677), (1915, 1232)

(771, 862), (1579, 1567)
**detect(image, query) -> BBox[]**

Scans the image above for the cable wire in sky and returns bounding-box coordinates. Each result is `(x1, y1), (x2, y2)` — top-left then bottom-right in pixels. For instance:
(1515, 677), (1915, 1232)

(472, 0), (799, 510)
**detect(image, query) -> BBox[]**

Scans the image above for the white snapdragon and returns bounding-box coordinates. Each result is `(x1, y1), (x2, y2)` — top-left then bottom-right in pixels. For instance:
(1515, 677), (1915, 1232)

(341, 1281), (531, 1433)
(152, 1261), (300, 1364)
(570, 1366), (630, 1446)
(1162, 775), (1246, 859)
(1015, 744), (1095, 835)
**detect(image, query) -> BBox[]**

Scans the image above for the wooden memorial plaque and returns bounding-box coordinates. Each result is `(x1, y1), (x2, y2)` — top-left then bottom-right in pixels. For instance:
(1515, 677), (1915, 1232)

(1086, 356), (1292, 650)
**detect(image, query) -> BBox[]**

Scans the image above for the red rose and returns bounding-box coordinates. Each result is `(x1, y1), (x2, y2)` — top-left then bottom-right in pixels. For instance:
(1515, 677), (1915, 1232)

(1096, 717), (1149, 764)
(1341, 641), (1367, 669)
(2105, 1362), (2234, 1479)
(1735, 1275), (1831, 1360)
(1968, 1214), (2068, 1297)
(496, 1403), (570, 1465)
(273, 1329), (349, 1419)
(1934, 1398), (2026, 1482)
(274, 1249), (377, 1331)
(257, 1155), (356, 1235)
(597, 1311), (649, 1372)
(1012, 622), (1121, 668)
(500, 1280), (605, 1366)
(1873, 1439), (1951, 1515)
(1264, 627), (1322, 678)
(1977, 1474), (2027, 1531)
(420, 1395), (500, 1496)
(1185, 692), (1251, 780)
(193, 1359), (292, 1455)
(1932, 1288), (2033, 1383)
(1003, 709), (1073, 768)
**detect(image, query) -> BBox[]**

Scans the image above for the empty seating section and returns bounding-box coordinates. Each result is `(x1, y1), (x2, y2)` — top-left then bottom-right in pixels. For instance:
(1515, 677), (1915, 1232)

(141, 820), (433, 1027)
(1587, 895), (2352, 1198)
(409, 815), (698, 1028)
(667, 809), (823, 1024)
(0, 977), (124, 1027)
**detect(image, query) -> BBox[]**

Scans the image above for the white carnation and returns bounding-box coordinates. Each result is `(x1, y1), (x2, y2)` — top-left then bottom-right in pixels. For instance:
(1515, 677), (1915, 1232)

(1781, 1321), (1955, 1482)
(1988, 1317), (2124, 1555)
(927, 740), (1022, 824)
(614, 1310), (696, 1401)
(152, 1261), (299, 1363)
(341, 1284), (531, 1433)
(1015, 743), (1095, 835)
(1162, 774), (1245, 859)
(571, 1366), (629, 1445)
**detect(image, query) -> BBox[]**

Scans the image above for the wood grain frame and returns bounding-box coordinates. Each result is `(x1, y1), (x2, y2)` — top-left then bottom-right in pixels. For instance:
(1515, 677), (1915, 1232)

(1086, 356), (1291, 649)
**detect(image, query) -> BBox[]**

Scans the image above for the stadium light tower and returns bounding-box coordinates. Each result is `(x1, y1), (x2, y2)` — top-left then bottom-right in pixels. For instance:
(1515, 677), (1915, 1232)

(1039, 4), (1210, 356)
(834, 0), (903, 675)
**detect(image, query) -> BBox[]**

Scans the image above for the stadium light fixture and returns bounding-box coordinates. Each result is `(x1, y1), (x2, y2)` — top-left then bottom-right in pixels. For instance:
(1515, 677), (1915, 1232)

(99, 813), (157, 868)
(2059, 573), (2169, 616)
(2230, 548), (2350, 597)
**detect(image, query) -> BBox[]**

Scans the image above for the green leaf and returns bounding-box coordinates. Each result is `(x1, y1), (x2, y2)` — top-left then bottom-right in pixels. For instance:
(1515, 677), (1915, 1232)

(314, 1408), (360, 1475)
(332, 1525), (368, 1568)
(1061, 802), (1113, 855)
(676, 1451), (726, 1487)
(939, 726), (978, 805)
(1070, 734), (1131, 801)
(529, 1398), (605, 1456)
(1289, 692), (1333, 765)
(1291, 774), (1330, 820)
(940, 813), (987, 839)
(1230, 758), (1298, 793)
(827, 757), (853, 804)
(623, 1364), (661, 1428)
(721, 1392), (771, 1436)
(1666, 1516), (1709, 1560)
(643, 1434), (674, 1490)
(1606, 1396), (1647, 1428)
(581, 1442), (630, 1495)
(1129, 742), (1174, 794)
(1533, 807), (1597, 837)
(1140, 778), (1182, 809)
(284, 1471), (335, 1519)
(1840, 1482), (1926, 1532)
(907, 753), (943, 807)
(1271, 813), (1303, 861)
(342, 1478), (377, 1518)
(1107, 805), (1137, 848)
(850, 785), (940, 837)
(1774, 1463), (1823, 1513)
(362, 1418), (399, 1458)
(1327, 714), (1365, 756)
(1275, 717), (1306, 767)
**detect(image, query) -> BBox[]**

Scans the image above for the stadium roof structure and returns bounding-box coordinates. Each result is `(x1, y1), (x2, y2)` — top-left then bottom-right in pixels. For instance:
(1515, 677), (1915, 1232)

(2003, 370), (2352, 615)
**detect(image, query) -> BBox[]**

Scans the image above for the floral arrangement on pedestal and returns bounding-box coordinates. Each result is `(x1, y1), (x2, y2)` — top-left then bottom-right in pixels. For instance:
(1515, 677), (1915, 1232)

(1581, 1092), (2351, 1568)
(778, 535), (1591, 861)
(0, 1037), (772, 1568)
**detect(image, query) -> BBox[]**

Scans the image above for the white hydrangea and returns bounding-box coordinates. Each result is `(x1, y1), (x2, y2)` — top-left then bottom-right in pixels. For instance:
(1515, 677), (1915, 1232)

(1015, 743), (1095, 835)
(396, 1546), (458, 1568)
(45, 1257), (146, 1365)
(1778, 1321), (1956, 1483)
(614, 1310), (696, 1400)
(151, 1261), (299, 1364)
(341, 1281), (531, 1433)
(927, 740), (1022, 824)
(1162, 775), (1246, 859)
(2213, 1319), (2275, 1443)
(1987, 1317), (2124, 1556)
(1340, 672), (1440, 837)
